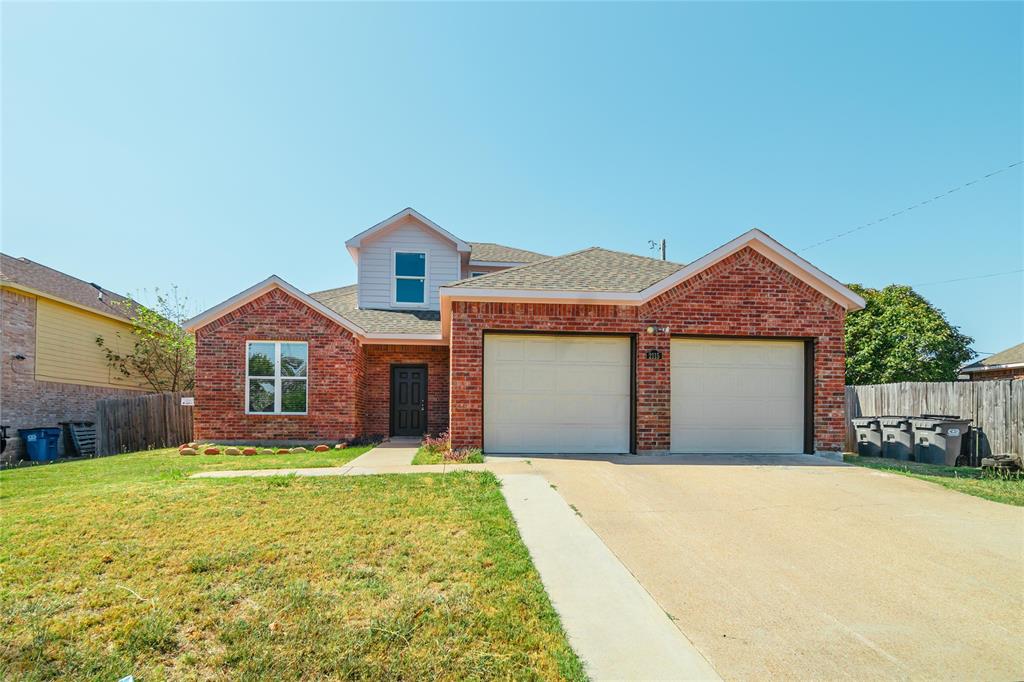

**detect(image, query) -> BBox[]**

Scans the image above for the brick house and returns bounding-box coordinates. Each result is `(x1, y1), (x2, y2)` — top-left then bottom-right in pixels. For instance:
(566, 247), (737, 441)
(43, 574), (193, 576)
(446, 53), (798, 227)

(185, 208), (865, 457)
(1, 254), (149, 461)
(960, 343), (1024, 381)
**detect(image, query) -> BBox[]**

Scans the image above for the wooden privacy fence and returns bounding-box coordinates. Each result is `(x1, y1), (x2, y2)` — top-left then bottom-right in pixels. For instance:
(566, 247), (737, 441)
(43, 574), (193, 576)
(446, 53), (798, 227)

(844, 380), (1023, 461)
(96, 391), (194, 456)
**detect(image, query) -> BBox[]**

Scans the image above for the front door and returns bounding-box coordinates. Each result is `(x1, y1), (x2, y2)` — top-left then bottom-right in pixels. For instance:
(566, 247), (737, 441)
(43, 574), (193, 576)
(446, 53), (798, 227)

(391, 366), (427, 437)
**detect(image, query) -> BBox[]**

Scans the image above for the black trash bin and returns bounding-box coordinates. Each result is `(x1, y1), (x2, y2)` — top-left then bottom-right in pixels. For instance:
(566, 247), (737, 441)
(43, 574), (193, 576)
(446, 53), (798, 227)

(851, 417), (882, 457)
(910, 417), (972, 466)
(879, 416), (914, 460)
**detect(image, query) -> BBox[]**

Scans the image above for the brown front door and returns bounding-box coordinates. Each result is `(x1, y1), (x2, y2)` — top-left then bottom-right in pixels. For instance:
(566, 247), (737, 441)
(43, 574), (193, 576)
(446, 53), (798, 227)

(391, 365), (427, 437)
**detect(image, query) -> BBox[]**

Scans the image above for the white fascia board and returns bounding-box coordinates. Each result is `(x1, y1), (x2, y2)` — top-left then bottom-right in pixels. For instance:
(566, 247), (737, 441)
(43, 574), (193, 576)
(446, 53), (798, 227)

(363, 333), (446, 345)
(440, 229), (866, 311)
(439, 287), (645, 304)
(467, 260), (528, 268)
(183, 275), (367, 338)
(636, 229), (866, 311)
(960, 362), (1024, 373)
(344, 208), (471, 253)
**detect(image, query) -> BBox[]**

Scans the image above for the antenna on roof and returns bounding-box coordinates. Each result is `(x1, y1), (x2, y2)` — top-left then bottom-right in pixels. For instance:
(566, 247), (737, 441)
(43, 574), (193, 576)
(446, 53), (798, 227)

(89, 282), (104, 301)
(648, 239), (666, 261)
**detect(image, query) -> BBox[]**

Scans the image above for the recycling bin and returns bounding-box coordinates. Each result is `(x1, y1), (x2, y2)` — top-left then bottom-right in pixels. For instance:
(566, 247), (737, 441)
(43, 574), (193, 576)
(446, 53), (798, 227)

(879, 416), (914, 460)
(851, 416), (882, 458)
(17, 427), (61, 462)
(910, 417), (972, 466)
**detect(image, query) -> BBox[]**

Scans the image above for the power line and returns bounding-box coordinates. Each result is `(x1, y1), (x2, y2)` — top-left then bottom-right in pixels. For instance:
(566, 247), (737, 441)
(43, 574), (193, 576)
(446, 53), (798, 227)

(799, 160), (1023, 252)
(912, 268), (1024, 287)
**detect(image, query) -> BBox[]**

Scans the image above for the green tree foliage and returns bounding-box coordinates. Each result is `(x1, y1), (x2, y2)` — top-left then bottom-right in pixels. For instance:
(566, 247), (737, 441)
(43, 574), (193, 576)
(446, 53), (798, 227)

(96, 286), (195, 391)
(845, 283), (975, 385)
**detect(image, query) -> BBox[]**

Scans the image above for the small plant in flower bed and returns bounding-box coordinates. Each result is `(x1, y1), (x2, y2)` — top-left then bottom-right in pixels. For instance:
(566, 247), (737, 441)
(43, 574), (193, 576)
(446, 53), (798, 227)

(414, 432), (484, 465)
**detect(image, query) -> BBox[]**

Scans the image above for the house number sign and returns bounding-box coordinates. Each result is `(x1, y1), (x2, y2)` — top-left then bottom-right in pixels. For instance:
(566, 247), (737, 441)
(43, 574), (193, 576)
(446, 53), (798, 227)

(645, 349), (663, 360)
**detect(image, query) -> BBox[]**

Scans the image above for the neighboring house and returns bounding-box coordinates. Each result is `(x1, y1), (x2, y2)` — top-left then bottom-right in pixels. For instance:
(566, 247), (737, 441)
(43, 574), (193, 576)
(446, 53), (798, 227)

(960, 343), (1024, 381)
(0, 254), (148, 461)
(185, 208), (865, 457)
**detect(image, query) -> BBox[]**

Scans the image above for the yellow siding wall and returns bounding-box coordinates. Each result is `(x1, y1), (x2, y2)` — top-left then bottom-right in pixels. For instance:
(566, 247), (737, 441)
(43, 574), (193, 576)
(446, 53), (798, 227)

(35, 298), (148, 389)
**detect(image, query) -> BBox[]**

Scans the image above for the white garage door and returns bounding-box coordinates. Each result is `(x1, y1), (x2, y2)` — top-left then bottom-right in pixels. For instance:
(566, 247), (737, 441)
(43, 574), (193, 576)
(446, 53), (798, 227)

(671, 338), (805, 454)
(484, 334), (631, 454)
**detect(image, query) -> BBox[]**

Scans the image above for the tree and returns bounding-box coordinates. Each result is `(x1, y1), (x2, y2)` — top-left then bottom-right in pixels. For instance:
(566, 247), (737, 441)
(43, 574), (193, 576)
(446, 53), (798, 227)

(844, 283), (975, 385)
(96, 286), (195, 391)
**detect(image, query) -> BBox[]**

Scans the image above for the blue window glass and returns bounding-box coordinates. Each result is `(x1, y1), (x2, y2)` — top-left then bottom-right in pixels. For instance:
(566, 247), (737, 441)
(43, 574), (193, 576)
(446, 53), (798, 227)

(396, 278), (425, 303)
(395, 252), (426, 277)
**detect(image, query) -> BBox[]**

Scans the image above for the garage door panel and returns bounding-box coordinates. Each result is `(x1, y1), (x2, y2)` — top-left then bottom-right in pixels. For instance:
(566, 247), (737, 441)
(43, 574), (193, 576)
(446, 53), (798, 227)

(672, 338), (804, 454)
(485, 335), (630, 454)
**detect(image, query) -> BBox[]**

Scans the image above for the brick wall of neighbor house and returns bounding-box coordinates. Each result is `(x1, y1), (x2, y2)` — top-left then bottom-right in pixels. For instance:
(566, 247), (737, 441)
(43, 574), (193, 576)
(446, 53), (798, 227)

(449, 247), (848, 453)
(194, 289), (365, 443)
(0, 289), (141, 462)
(361, 345), (450, 437)
(968, 368), (1024, 381)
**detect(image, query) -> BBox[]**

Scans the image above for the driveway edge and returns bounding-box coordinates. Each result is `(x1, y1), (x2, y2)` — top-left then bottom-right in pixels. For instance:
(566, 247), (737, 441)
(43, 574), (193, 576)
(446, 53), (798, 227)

(499, 473), (721, 682)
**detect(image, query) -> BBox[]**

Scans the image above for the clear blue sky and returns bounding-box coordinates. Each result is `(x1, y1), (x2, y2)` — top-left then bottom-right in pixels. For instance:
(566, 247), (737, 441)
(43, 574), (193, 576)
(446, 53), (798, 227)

(3, 2), (1021, 356)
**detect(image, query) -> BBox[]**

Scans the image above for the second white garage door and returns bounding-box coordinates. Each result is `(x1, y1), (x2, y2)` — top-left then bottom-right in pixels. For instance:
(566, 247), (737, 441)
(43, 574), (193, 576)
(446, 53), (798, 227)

(484, 334), (631, 454)
(671, 338), (805, 454)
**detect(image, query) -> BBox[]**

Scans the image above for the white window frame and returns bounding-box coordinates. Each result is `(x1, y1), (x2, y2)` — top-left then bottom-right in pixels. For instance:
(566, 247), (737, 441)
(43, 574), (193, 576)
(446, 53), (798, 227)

(245, 340), (308, 415)
(392, 249), (429, 307)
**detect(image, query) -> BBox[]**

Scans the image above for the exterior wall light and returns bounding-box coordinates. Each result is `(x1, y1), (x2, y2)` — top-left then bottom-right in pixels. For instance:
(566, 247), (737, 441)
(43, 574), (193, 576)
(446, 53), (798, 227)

(645, 325), (670, 335)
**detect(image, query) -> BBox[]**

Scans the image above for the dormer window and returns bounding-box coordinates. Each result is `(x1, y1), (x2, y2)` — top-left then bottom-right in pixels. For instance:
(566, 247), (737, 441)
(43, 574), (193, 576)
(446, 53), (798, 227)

(394, 251), (427, 305)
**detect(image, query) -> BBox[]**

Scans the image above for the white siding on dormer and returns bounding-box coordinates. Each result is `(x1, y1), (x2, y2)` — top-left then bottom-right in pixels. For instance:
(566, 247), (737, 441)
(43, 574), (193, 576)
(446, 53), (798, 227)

(357, 216), (461, 310)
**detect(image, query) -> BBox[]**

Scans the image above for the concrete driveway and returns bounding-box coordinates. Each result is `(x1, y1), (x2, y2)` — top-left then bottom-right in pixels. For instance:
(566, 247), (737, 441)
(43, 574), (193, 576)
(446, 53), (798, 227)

(509, 454), (1024, 681)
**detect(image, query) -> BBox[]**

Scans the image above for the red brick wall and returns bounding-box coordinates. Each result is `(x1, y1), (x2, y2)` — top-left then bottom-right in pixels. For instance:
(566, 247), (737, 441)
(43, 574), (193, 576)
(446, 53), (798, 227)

(968, 368), (1024, 381)
(362, 345), (450, 437)
(1, 288), (143, 462)
(194, 289), (364, 442)
(449, 247), (847, 453)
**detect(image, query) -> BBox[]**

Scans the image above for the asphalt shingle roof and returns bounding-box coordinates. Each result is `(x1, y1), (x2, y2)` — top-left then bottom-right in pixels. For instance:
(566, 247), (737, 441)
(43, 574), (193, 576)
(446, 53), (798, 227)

(446, 247), (686, 293)
(469, 242), (548, 264)
(963, 342), (1024, 370)
(309, 285), (441, 335)
(0, 253), (133, 319)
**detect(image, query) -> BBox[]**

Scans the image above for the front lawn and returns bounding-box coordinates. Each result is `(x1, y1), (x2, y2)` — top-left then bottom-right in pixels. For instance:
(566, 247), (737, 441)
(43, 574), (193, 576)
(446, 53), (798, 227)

(0, 448), (585, 680)
(844, 454), (1024, 506)
(2, 442), (376, 477)
(413, 446), (485, 465)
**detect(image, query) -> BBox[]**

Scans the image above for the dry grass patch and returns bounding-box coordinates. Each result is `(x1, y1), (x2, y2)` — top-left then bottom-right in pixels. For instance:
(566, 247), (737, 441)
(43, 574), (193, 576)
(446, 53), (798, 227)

(0, 449), (585, 680)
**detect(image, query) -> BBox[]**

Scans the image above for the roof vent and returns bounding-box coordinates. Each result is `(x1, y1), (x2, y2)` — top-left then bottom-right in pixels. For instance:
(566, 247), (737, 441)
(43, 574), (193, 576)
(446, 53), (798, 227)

(89, 282), (104, 301)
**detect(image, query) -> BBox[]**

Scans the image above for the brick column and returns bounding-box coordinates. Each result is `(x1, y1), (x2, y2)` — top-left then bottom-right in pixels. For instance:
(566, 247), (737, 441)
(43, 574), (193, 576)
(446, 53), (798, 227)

(636, 329), (671, 453)
(449, 312), (483, 448)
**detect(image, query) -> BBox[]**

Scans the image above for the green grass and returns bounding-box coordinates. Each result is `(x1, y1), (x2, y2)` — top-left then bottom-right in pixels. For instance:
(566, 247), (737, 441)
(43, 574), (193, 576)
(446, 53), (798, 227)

(0, 448), (585, 680)
(3, 442), (376, 477)
(412, 446), (485, 465)
(844, 454), (1024, 506)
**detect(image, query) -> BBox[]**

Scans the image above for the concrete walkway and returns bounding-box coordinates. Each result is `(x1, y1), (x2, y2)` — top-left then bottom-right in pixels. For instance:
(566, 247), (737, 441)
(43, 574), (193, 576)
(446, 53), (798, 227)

(501, 474), (720, 681)
(345, 438), (419, 467)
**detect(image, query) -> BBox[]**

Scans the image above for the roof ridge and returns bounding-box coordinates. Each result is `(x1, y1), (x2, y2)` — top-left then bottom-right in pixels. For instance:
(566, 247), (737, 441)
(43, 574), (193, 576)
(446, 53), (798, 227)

(0, 252), (130, 300)
(450, 247), (600, 287)
(309, 283), (357, 296)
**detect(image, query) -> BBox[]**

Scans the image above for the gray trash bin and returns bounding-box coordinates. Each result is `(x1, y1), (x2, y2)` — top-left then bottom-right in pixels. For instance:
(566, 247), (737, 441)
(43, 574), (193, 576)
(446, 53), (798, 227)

(879, 416), (914, 460)
(851, 417), (882, 458)
(910, 417), (972, 466)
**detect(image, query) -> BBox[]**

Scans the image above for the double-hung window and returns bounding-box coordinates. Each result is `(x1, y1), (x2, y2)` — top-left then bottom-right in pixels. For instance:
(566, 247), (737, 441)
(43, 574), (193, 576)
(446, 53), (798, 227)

(246, 341), (308, 414)
(394, 251), (427, 305)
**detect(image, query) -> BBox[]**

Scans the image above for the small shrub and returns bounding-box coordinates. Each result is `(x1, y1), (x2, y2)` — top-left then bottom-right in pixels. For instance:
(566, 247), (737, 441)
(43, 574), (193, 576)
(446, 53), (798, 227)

(421, 430), (451, 455)
(445, 448), (484, 463)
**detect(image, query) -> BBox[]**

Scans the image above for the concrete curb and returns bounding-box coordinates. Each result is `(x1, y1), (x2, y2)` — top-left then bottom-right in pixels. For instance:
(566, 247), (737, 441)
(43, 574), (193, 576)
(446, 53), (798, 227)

(499, 473), (721, 682)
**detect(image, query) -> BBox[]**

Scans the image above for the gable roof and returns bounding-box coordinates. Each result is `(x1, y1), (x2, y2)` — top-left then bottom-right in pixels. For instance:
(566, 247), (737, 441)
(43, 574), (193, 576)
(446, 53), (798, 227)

(961, 342), (1024, 372)
(0, 252), (133, 320)
(441, 229), (866, 311)
(344, 208), (470, 254)
(309, 285), (441, 335)
(451, 247), (684, 292)
(468, 242), (548, 265)
(183, 277), (444, 343)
